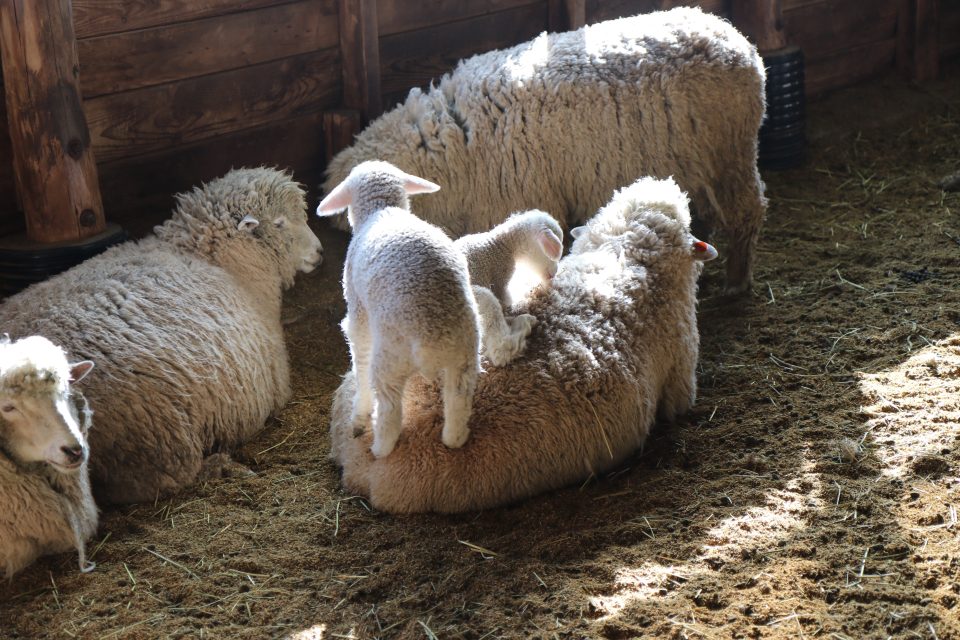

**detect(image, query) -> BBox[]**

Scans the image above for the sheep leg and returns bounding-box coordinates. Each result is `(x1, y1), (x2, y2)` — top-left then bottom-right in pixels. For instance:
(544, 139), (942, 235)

(472, 285), (537, 366)
(370, 356), (409, 458)
(197, 452), (256, 481)
(441, 362), (478, 449)
(343, 312), (374, 436)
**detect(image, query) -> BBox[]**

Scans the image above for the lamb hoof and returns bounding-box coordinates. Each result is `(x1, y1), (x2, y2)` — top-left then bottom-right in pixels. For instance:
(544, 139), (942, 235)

(442, 427), (470, 449)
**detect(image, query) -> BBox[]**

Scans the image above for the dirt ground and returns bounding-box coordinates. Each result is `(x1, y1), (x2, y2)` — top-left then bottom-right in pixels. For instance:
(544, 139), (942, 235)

(3, 66), (960, 639)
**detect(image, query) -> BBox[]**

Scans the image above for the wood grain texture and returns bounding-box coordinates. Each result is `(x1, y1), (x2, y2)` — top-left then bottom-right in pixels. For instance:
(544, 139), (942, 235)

(783, 0), (898, 59)
(378, 0), (541, 36)
(379, 2), (548, 103)
(77, 0), (337, 98)
(940, 1), (960, 56)
(339, 0), (382, 121)
(85, 48), (339, 163)
(731, 0), (787, 51)
(73, 0), (296, 39)
(97, 112), (326, 238)
(0, 0), (105, 243)
(804, 38), (896, 96)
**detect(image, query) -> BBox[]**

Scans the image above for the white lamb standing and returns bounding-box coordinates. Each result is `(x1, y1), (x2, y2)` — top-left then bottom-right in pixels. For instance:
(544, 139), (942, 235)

(324, 7), (765, 294)
(455, 209), (564, 366)
(0, 168), (323, 504)
(0, 335), (98, 577)
(329, 176), (717, 513)
(317, 160), (481, 458)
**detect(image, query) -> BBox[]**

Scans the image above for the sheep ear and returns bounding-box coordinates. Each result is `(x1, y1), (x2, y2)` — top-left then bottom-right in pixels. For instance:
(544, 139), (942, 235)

(400, 173), (441, 195)
(692, 240), (718, 262)
(570, 226), (587, 240)
(538, 229), (563, 260)
(70, 360), (95, 383)
(238, 214), (260, 232)
(316, 181), (353, 216)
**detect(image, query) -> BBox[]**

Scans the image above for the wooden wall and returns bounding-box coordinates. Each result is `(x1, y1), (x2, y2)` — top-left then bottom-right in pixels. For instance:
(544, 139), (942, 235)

(0, 0), (956, 237)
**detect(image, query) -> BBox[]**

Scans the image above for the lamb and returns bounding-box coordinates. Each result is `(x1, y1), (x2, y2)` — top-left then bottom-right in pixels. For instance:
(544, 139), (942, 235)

(0, 335), (97, 577)
(324, 6), (766, 294)
(316, 160), (481, 458)
(455, 209), (564, 366)
(0, 168), (323, 504)
(329, 176), (717, 513)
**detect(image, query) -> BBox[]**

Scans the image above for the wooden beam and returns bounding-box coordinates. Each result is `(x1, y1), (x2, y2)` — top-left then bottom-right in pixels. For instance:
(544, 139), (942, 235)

(339, 0), (382, 123)
(731, 0), (787, 53)
(549, 0), (586, 32)
(323, 109), (362, 166)
(0, 0), (106, 243)
(898, 0), (940, 82)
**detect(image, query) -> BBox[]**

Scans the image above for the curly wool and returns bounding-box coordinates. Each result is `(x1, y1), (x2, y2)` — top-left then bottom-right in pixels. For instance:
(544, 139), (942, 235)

(329, 177), (706, 513)
(0, 168), (316, 504)
(324, 7), (766, 292)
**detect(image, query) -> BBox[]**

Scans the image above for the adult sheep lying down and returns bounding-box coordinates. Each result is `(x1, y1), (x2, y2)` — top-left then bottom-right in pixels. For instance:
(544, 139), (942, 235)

(325, 6), (766, 293)
(329, 177), (715, 513)
(0, 168), (323, 504)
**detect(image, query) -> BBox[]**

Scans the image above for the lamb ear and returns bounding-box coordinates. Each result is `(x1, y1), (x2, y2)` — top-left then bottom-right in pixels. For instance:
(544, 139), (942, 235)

(316, 181), (354, 215)
(238, 214), (260, 232)
(692, 240), (718, 262)
(570, 226), (587, 240)
(400, 173), (441, 195)
(70, 360), (95, 383)
(538, 229), (563, 260)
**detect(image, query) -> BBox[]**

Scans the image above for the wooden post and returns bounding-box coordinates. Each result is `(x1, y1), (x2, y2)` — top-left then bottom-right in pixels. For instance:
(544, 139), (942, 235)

(730, 0), (787, 53)
(898, 0), (940, 82)
(338, 0), (382, 123)
(548, 0), (586, 32)
(323, 109), (362, 166)
(0, 0), (106, 244)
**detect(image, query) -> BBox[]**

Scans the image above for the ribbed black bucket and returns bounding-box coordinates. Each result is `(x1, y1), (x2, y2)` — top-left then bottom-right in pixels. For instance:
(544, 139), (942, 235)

(0, 224), (127, 297)
(759, 46), (806, 170)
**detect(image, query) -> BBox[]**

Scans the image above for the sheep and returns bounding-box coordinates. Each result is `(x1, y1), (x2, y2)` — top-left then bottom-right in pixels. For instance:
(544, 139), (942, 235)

(316, 160), (481, 458)
(0, 335), (98, 577)
(0, 168), (323, 504)
(324, 6), (766, 294)
(329, 176), (717, 513)
(455, 209), (564, 365)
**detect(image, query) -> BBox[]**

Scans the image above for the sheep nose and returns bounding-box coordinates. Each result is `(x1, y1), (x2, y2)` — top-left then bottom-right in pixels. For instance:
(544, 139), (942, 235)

(61, 445), (84, 464)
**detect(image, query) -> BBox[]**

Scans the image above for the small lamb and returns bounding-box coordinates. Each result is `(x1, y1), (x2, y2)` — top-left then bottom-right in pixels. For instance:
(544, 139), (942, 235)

(0, 335), (97, 577)
(317, 161), (481, 458)
(455, 210), (564, 366)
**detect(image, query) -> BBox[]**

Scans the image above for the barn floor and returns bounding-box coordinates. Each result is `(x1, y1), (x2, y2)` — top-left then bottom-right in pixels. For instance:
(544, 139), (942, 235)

(3, 66), (960, 639)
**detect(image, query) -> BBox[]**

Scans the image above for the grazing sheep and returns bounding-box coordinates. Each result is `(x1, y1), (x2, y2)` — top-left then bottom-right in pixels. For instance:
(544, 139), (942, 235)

(324, 6), (765, 293)
(0, 336), (97, 577)
(317, 160), (481, 458)
(329, 176), (716, 513)
(0, 168), (323, 504)
(456, 210), (564, 365)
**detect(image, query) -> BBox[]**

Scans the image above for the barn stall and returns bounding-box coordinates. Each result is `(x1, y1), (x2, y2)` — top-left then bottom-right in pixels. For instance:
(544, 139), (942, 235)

(1, 0), (959, 637)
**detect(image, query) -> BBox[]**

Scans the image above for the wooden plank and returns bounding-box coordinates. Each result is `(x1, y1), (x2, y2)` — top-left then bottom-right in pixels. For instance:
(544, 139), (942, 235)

(73, 0), (294, 39)
(783, 0), (898, 59)
(804, 37), (896, 96)
(339, 0), (382, 121)
(940, 2), (960, 56)
(0, 76), (24, 235)
(731, 0), (786, 52)
(915, 0), (940, 80)
(379, 0), (540, 37)
(97, 112), (326, 238)
(0, 0), (106, 243)
(323, 109), (362, 165)
(549, 0), (586, 31)
(84, 48), (340, 163)
(77, 0), (338, 98)
(379, 2), (549, 103)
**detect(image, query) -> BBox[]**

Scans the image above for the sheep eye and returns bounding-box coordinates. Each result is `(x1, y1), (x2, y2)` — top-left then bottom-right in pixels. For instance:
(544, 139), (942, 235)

(273, 218), (286, 229)
(1, 403), (16, 413)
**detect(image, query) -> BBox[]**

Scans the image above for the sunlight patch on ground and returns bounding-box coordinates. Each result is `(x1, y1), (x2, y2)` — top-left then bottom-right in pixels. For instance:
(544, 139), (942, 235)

(590, 453), (822, 619)
(859, 335), (960, 478)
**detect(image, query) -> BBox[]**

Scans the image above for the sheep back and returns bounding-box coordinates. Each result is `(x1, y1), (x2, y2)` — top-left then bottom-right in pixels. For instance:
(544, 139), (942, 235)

(324, 7), (766, 291)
